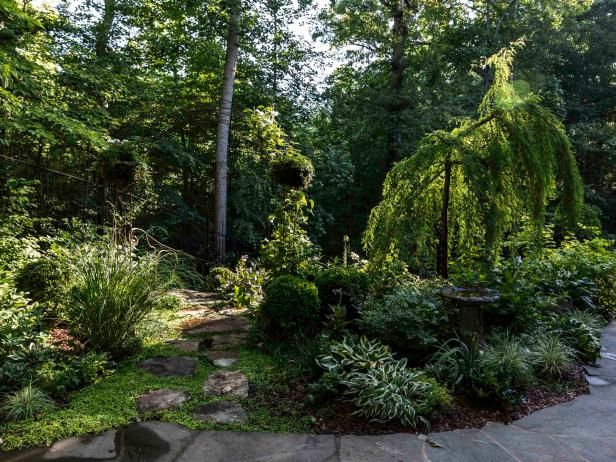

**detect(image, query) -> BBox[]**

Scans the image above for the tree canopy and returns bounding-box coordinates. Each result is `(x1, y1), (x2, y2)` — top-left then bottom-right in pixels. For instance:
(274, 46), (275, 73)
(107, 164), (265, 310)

(0, 0), (614, 262)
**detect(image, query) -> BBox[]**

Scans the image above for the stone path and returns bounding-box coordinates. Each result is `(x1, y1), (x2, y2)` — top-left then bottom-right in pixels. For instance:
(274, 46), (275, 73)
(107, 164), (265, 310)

(4, 314), (616, 461)
(135, 290), (251, 420)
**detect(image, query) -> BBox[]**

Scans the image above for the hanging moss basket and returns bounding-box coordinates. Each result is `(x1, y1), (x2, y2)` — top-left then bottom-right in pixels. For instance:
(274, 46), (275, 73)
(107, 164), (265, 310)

(269, 153), (314, 190)
(99, 141), (139, 190)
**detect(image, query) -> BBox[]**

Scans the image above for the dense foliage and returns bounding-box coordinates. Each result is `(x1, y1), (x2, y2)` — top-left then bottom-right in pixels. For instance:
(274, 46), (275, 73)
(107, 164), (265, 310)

(1, 0), (616, 444)
(66, 243), (178, 357)
(258, 275), (320, 338)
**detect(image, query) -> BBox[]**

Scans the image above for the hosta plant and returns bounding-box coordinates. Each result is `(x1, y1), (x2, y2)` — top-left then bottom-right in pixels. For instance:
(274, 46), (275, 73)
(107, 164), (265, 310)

(315, 336), (451, 427)
(343, 359), (450, 428)
(317, 336), (393, 375)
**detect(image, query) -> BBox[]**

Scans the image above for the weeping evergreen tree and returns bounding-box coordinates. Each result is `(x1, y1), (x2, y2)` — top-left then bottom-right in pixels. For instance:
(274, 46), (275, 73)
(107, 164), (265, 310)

(364, 43), (583, 278)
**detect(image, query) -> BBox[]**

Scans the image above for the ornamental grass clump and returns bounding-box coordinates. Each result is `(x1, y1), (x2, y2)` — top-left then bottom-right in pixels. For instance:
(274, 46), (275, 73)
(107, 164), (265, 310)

(65, 243), (177, 358)
(529, 334), (576, 379)
(1, 384), (54, 421)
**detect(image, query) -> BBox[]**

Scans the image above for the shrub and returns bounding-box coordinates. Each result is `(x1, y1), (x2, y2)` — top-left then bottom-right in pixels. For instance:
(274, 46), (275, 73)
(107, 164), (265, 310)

(548, 311), (601, 362)
(65, 244), (177, 357)
(0, 281), (47, 392)
(258, 275), (320, 338)
(315, 266), (369, 319)
(529, 334), (576, 379)
(498, 237), (616, 326)
(360, 280), (448, 355)
(212, 257), (268, 311)
(366, 258), (418, 296)
(260, 190), (319, 275)
(36, 352), (113, 396)
(14, 258), (68, 314)
(269, 153), (314, 189)
(1, 384), (54, 421)
(206, 266), (234, 291)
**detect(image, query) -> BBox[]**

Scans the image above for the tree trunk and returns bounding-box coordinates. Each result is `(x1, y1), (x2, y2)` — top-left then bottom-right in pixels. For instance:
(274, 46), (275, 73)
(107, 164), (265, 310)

(437, 157), (451, 278)
(214, 2), (241, 263)
(94, 0), (115, 108)
(385, 0), (409, 170)
(95, 0), (116, 58)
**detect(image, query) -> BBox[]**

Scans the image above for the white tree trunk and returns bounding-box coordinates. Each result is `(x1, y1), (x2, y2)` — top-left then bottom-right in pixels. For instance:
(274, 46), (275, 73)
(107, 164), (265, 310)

(214, 3), (240, 263)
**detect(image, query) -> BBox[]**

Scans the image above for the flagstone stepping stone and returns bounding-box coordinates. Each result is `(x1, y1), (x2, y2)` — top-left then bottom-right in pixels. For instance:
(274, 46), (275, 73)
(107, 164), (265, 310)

(206, 351), (239, 368)
(137, 389), (190, 413)
(184, 316), (250, 334)
(42, 430), (118, 460)
(204, 371), (249, 397)
(166, 339), (203, 353)
(193, 401), (247, 424)
(138, 356), (198, 377)
(211, 333), (249, 350)
(212, 358), (238, 368)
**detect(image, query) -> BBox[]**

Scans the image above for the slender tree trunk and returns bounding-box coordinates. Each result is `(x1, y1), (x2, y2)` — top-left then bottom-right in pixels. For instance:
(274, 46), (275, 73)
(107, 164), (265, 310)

(384, 0), (419, 170)
(214, 2), (241, 263)
(94, 0), (115, 108)
(437, 157), (452, 278)
(95, 0), (116, 58)
(385, 0), (409, 170)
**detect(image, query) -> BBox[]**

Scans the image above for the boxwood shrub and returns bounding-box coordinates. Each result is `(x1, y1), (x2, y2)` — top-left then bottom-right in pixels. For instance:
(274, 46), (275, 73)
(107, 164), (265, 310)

(315, 266), (369, 319)
(15, 258), (68, 312)
(259, 275), (320, 338)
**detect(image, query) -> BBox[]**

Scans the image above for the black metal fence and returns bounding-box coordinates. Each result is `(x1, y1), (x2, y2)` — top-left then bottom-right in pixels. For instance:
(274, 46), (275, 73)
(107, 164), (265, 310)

(0, 153), (257, 268)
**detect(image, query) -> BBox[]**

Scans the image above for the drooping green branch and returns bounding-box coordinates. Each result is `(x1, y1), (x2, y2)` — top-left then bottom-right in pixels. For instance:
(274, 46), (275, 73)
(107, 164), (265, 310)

(364, 42), (583, 276)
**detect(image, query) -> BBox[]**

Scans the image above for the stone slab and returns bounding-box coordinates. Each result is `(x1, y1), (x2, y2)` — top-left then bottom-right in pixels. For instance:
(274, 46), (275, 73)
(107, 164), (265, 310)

(555, 435), (616, 462)
(166, 340), (202, 353)
(588, 384), (616, 404)
(176, 432), (337, 462)
(339, 434), (424, 461)
(138, 356), (198, 377)
(587, 376), (610, 386)
(206, 350), (239, 361)
(210, 333), (249, 350)
(185, 316), (250, 334)
(481, 422), (586, 461)
(137, 389), (190, 413)
(212, 358), (238, 367)
(514, 395), (616, 438)
(586, 360), (616, 378)
(43, 430), (117, 460)
(204, 371), (249, 397)
(424, 429), (517, 462)
(193, 401), (247, 424)
(119, 421), (196, 462)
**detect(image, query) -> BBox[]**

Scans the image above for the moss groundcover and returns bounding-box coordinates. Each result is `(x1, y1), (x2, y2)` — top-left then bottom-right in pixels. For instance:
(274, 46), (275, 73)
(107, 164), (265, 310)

(0, 343), (313, 452)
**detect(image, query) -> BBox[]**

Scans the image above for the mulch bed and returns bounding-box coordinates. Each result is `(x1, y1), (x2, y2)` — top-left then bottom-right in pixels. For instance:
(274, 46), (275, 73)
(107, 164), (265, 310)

(310, 364), (589, 435)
